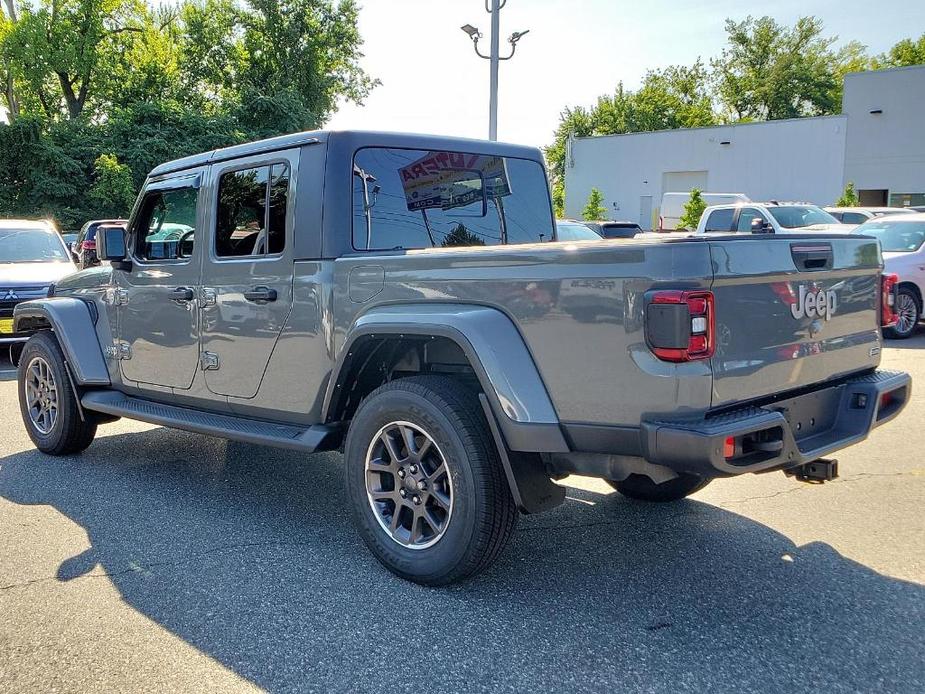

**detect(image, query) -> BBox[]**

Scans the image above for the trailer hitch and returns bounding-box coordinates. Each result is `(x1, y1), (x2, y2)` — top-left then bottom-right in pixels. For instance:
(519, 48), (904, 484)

(785, 458), (839, 484)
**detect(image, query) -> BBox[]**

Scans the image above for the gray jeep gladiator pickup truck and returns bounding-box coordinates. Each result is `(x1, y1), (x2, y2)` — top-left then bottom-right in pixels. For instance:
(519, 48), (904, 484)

(14, 130), (911, 585)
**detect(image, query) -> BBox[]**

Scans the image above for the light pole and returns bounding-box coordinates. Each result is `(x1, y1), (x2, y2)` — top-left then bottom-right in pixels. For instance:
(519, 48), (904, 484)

(461, 1), (529, 141)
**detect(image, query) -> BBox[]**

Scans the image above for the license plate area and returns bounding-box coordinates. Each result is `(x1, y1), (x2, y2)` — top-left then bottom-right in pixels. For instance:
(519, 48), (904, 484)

(0, 318), (13, 334)
(773, 385), (845, 442)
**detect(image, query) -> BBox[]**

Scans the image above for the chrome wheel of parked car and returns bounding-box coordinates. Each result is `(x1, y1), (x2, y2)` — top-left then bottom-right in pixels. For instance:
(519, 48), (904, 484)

(365, 420), (454, 549)
(24, 356), (59, 434)
(889, 289), (919, 339)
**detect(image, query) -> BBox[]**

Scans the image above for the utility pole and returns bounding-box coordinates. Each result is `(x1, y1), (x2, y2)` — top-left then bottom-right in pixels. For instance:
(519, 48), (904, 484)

(461, 2), (529, 141)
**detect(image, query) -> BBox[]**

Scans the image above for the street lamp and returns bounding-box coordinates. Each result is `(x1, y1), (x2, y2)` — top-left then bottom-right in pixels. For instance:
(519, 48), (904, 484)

(461, 0), (529, 141)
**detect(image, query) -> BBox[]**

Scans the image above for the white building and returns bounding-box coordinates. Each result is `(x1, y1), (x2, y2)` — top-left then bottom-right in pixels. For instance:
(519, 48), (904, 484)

(564, 65), (925, 228)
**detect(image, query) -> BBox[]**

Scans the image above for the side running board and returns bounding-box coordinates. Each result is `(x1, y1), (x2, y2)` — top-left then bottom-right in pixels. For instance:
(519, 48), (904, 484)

(81, 391), (341, 453)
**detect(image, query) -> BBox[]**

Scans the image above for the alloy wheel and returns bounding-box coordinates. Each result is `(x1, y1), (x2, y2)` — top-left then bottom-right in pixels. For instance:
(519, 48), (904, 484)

(365, 421), (454, 549)
(24, 356), (59, 435)
(895, 292), (918, 336)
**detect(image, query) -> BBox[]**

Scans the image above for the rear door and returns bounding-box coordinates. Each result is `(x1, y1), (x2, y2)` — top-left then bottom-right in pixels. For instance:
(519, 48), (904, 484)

(709, 235), (882, 408)
(199, 149), (298, 400)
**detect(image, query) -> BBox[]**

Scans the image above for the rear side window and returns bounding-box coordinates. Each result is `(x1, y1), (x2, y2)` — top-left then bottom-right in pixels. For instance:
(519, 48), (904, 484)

(841, 212), (867, 224)
(134, 187), (199, 261)
(736, 208), (768, 232)
(704, 209), (734, 232)
(351, 147), (554, 250)
(215, 164), (289, 257)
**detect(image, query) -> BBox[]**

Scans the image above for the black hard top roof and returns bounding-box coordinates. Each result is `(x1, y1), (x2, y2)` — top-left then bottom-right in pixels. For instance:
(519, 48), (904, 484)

(148, 130), (544, 178)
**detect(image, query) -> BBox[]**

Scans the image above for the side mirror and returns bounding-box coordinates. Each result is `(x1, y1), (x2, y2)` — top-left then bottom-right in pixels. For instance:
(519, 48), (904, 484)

(750, 217), (772, 234)
(97, 226), (127, 261)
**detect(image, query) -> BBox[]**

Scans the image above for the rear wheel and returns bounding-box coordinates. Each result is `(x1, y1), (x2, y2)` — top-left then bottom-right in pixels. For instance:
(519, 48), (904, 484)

(345, 375), (518, 585)
(884, 287), (919, 339)
(607, 473), (710, 502)
(17, 332), (97, 455)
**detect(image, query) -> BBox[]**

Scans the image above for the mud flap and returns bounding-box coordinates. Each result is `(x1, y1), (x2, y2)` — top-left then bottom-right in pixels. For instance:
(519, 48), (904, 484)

(479, 393), (566, 514)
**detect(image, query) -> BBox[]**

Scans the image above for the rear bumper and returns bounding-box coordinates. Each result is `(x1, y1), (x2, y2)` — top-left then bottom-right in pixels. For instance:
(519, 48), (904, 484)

(640, 369), (911, 477)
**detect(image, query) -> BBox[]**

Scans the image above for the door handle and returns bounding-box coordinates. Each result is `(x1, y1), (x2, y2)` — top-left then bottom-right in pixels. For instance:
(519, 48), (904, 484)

(243, 286), (277, 302)
(168, 286), (194, 302)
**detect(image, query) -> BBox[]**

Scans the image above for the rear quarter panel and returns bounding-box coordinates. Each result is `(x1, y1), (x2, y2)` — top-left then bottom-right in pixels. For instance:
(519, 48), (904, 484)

(334, 239), (715, 426)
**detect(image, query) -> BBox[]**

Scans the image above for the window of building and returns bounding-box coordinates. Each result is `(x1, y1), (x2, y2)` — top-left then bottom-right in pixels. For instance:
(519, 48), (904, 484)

(215, 164), (289, 257)
(704, 208), (735, 232)
(135, 187), (199, 261)
(351, 147), (554, 250)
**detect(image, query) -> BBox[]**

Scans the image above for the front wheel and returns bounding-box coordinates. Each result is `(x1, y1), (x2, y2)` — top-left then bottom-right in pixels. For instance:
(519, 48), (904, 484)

(884, 287), (920, 339)
(17, 332), (97, 455)
(607, 473), (710, 502)
(345, 375), (518, 585)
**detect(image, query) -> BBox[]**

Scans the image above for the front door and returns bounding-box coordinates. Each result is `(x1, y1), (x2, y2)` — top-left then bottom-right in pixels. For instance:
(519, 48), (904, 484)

(119, 174), (203, 389)
(199, 151), (298, 400)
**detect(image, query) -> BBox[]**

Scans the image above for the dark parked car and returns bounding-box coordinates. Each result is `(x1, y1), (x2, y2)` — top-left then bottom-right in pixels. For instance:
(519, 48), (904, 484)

(74, 219), (127, 269)
(584, 220), (642, 239)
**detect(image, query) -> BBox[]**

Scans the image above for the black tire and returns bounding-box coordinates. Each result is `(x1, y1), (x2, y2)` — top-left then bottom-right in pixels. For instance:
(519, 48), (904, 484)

(884, 287), (920, 339)
(345, 375), (518, 585)
(607, 473), (710, 502)
(17, 331), (97, 455)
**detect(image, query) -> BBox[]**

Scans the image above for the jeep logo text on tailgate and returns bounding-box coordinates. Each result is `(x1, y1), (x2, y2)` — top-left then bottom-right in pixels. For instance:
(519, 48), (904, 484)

(791, 286), (837, 321)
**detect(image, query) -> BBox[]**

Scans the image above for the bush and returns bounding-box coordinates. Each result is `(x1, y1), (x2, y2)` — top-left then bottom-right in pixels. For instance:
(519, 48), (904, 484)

(835, 182), (859, 207)
(582, 188), (607, 221)
(678, 188), (707, 230)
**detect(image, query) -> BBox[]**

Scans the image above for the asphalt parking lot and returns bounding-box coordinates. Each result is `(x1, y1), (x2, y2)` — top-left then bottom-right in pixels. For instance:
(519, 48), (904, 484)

(1, 338), (923, 693)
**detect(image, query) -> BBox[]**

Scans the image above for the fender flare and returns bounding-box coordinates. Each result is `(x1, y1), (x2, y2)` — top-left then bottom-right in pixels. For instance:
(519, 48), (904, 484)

(324, 303), (569, 454)
(13, 298), (110, 386)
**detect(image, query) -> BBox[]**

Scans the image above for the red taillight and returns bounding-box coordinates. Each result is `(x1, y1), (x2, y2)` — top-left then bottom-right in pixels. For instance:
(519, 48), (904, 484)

(648, 290), (715, 362)
(881, 273), (899, 328)
(82, 239), (96, 250)
(723, 436), (736, 459)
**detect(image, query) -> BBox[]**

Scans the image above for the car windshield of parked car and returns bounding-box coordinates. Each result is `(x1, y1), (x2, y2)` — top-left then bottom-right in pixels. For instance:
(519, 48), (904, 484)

(0, 228), (69, 263)
(854, 221), (925, 252)
(556, 222), (601, 241)
(767, 205), (839, 228)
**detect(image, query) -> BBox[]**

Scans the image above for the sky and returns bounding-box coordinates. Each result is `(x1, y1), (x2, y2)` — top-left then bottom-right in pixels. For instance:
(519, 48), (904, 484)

(327, 0), (925, 147)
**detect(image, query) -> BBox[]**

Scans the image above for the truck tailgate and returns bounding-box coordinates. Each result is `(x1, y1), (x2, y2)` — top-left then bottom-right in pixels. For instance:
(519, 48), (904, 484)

(708, 235), (883, 409)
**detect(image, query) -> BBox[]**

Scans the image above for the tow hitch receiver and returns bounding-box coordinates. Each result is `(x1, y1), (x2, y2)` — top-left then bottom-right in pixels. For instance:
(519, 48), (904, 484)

(785, 459), (839, 484)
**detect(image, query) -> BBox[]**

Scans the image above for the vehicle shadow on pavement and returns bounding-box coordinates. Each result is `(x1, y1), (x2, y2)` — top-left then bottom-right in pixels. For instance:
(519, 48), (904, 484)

(1, 427), (923, 692)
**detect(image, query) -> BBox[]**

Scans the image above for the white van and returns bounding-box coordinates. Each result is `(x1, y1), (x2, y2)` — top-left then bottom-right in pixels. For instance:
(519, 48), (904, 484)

(659, 192), (750, 231)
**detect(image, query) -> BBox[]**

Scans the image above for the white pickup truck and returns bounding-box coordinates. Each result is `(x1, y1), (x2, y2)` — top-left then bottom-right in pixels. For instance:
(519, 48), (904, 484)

(697, 202), (852, 235)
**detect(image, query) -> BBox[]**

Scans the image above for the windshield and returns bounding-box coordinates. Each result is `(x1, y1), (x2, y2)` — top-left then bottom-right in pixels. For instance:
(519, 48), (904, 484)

(0, 228), (70, 263)
(768, 206), (839, 228)
(854, 220), (925, 252)
(556, 222), (601, 241)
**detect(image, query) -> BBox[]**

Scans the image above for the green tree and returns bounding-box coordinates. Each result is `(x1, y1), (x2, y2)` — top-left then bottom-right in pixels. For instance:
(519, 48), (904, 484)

(874, 34), (925, 68)
(544, 106), (595, 217)
(582, 188), (607, 221)
(712, 16), (843, 120)
(1, 0), (142, 120)
(88, 154), (135, 217)
(678, 188), (706, 230)
(441, 224), (485, 248)
(835, 181), (859, 207)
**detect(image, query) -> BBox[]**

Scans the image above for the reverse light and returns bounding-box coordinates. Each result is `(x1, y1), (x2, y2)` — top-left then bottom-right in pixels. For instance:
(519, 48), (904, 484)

(646, 290), (716, 362)
(881, 273), (899, 328)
